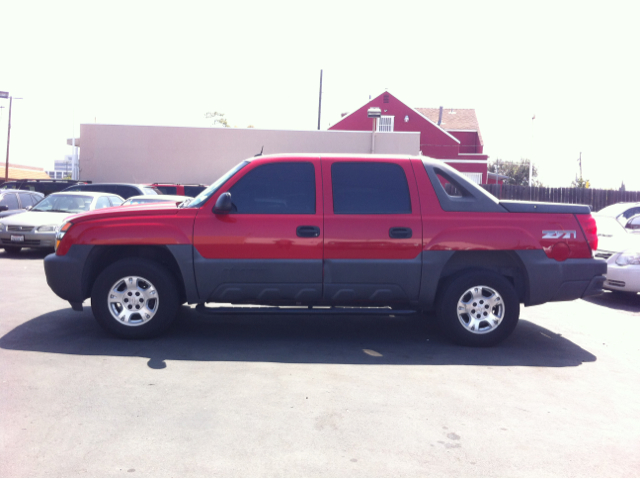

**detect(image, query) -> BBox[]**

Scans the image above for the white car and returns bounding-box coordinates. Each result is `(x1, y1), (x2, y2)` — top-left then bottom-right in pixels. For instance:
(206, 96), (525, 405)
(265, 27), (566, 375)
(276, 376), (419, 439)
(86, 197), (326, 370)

(597, 202), (640, 225)
(0, 192), (124, 254)
(121, 194), (192, 206)
(594, 214), (640, 295)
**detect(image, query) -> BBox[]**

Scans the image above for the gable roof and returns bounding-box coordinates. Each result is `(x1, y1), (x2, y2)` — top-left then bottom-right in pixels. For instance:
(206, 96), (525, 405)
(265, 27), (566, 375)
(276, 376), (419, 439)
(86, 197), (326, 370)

(331, 91), (461, 144)
(415, 108), (483, 145)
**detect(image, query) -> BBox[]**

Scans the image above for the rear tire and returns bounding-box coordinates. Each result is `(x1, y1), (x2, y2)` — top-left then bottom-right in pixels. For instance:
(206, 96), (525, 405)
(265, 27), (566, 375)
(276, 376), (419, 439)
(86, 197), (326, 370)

(436, 270), (520, 347)
(91, 258), (180, 339)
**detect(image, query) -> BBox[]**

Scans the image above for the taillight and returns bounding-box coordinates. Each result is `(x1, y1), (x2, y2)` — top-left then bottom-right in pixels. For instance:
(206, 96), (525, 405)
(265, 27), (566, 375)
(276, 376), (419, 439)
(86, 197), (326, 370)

(576, 214), (598, 253)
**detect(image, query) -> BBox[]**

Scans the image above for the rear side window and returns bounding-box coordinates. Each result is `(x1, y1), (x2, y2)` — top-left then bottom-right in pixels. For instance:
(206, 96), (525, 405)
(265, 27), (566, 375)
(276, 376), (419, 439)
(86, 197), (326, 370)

(18, 192), (34, 207)
(229, 162), (316, 214)
(184, 185), (206, 197)
(157, 186), (177, 195)
(331, 162), (411, 214)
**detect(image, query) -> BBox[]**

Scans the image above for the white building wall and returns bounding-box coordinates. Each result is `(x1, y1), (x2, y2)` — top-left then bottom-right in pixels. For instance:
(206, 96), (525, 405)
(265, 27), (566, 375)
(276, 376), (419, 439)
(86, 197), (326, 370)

(77, 124), (421, 184)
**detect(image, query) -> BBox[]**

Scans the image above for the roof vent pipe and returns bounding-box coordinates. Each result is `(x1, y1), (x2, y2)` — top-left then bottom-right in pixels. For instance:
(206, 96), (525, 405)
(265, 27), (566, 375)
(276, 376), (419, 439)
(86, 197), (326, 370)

(437, 106), (443, 125)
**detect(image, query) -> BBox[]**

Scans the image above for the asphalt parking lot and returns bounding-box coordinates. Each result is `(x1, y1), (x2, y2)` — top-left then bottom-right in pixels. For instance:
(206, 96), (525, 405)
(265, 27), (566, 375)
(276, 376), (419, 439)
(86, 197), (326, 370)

(1, 249), (639, 477)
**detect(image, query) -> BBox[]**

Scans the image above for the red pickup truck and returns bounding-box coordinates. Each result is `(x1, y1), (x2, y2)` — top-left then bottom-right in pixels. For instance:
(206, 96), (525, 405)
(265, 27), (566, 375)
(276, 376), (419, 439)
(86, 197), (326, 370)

(44, 154), (606, 346)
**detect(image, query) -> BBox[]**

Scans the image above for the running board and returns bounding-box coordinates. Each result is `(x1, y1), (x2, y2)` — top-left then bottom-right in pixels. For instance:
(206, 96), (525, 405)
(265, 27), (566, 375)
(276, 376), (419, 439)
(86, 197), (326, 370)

(195, 304), (417, 316)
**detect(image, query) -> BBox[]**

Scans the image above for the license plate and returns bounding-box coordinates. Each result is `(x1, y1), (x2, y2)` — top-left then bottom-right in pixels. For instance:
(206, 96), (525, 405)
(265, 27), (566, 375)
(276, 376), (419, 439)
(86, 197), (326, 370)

(10, 235), (25, 243)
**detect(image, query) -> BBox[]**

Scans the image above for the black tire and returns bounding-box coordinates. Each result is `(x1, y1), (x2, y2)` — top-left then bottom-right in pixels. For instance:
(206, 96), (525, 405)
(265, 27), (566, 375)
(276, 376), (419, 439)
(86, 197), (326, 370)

(436, 270), (520, 347)
(91, 258), (180, 339)
(3, 246), (22, 255)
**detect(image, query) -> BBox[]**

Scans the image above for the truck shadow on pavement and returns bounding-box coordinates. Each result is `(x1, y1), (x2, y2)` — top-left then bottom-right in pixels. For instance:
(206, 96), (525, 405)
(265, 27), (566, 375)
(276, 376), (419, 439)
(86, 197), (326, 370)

(0, 306), (596, 368)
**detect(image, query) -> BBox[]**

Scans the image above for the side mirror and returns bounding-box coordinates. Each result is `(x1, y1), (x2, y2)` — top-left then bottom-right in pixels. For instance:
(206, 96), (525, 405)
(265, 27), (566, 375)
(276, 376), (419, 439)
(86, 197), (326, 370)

(0, 205), (8, 212)
(26, 205), (33, 211)
(214, 192), (233, 214)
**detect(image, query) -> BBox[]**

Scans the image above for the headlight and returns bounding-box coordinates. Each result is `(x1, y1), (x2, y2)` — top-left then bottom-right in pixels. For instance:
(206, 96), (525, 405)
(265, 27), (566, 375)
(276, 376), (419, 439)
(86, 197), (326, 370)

(616, 251), (640, 266)
(0, 223), (5, 232)
(36, 224), (58, 233)
(55, 221), (74, 251)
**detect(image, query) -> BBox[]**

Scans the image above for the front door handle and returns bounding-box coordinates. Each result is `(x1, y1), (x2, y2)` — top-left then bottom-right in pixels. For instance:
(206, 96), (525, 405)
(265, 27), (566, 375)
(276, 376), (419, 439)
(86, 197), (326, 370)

(297, 225), (321, 238)
(389, 227), (412, 239)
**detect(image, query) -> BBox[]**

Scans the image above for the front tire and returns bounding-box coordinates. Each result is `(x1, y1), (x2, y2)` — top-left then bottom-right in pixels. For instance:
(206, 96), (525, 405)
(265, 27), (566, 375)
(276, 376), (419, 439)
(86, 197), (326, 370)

(436, 270), (520, 347)
(4, 246), (22, 255)
(91, 258), (180, 339)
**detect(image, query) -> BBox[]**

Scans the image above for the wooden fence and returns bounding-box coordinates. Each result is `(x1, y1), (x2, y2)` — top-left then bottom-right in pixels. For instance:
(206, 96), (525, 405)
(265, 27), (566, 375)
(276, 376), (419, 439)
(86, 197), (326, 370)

(479, 184), (640, 212)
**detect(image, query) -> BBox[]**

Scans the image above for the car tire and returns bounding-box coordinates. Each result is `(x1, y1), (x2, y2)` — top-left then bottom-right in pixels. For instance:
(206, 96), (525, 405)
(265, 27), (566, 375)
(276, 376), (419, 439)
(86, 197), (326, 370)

(91, 258), (180, 339)
(436, 270), (520, 347)
(4, 246), (22, 255)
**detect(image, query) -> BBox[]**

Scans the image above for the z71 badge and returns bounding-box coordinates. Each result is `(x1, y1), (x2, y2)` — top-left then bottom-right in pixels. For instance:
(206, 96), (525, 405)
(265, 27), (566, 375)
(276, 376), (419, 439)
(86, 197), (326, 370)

(542, 230), (576, 239)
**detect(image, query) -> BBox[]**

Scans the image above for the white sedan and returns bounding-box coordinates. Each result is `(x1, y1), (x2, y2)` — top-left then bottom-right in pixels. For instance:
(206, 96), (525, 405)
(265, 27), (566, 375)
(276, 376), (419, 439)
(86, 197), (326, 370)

(121, 194), (192, 206)
(594, 214), (640, 294)
(0, 192), (124, 255)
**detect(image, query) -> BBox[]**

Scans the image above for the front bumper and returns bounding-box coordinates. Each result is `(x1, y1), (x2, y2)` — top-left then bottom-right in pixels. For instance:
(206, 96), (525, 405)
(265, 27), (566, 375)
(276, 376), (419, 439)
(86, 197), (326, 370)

(44, 245), (94, 307)
(602, 254), (640, 293)
(1, 231), (56, 249)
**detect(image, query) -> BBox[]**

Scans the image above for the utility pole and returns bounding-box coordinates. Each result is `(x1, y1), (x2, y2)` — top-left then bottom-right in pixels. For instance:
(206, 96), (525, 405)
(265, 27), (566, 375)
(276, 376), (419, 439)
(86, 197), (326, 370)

(577, 152), (582, 179)
(317, 69), (323, 130)
(4, 95), (12, 182)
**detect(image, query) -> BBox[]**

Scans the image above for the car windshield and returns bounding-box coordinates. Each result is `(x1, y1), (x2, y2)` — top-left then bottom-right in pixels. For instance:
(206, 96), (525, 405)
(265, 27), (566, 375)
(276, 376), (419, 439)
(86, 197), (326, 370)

(142, 187), (162, 195)
(32, 194), (93, 213)
(183, 161), (249, 208)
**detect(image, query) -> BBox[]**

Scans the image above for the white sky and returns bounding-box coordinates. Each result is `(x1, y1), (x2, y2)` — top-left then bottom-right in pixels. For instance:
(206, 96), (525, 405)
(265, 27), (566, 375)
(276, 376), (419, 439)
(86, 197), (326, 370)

(1, 0), (639, 189)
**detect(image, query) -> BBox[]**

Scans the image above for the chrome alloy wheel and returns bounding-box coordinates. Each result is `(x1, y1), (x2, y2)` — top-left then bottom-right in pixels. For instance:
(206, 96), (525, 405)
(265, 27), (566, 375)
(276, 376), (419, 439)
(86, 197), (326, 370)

(107, 276), (159, 326)
(456, 285), (504, 334)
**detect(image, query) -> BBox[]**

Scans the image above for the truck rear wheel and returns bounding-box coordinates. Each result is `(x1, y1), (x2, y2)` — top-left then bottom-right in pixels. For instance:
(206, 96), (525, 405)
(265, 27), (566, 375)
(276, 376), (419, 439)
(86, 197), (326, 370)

(91, 258), (180, 339)
(436, 270), (520, 347)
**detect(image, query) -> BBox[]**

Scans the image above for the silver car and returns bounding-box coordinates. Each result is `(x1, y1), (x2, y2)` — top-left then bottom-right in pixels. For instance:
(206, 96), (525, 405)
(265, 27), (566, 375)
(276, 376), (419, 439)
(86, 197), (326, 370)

(0, 192), (124, 254)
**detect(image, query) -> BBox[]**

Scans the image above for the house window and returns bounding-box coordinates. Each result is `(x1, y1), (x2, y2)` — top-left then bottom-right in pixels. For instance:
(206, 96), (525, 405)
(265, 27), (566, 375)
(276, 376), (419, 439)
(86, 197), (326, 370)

(377, 116), (394, 132)
(461, 172), (483, 185)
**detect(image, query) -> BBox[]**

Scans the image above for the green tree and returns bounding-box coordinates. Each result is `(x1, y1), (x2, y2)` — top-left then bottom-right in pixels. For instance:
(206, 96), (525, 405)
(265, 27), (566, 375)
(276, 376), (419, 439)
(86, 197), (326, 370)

(488, 159), (543, 186)
(205, 111), (230, 128)
(571, 176), (590, 188)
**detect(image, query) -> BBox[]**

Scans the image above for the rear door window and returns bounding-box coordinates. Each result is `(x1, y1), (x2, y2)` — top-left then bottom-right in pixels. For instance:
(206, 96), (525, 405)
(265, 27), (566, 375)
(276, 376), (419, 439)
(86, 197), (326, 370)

(331, 162), (412, 214)
(95, 196), (112, 209)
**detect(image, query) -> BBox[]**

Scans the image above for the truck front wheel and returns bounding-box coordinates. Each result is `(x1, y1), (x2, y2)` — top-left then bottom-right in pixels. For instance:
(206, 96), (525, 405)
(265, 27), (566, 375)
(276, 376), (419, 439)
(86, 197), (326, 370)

(91, 258), (180, 339)
(436, 271), (520, 347)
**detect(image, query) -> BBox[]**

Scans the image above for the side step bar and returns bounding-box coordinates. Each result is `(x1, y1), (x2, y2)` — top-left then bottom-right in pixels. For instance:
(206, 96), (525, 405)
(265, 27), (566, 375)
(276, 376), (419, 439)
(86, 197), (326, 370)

(195, 304), (417, 316)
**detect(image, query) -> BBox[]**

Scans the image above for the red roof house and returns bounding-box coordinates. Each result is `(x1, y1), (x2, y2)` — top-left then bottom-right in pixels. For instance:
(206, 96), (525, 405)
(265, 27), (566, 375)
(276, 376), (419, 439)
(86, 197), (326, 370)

(329, 91), (489, 184)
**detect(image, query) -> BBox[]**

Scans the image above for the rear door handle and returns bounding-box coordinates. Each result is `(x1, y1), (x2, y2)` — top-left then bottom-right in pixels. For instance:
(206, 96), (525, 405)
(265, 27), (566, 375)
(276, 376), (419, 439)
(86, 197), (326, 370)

(389, 227), (412, 239)
(297, 225), (321, 238)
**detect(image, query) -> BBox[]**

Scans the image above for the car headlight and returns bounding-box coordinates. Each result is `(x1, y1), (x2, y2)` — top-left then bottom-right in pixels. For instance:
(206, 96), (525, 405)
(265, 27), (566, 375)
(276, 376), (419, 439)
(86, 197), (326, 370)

(616, 251), (640, 266)
(0, 223), (5, 232)
(36, 224), (58, 233)
(55, 221), (74, 251)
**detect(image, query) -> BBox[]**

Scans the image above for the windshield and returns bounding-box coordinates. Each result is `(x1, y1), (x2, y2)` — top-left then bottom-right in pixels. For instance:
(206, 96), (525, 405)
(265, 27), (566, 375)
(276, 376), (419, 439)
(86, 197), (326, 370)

(184, 161), (249, 208)
(32, 194), (93, 213)
(142, 187), (162, 195)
